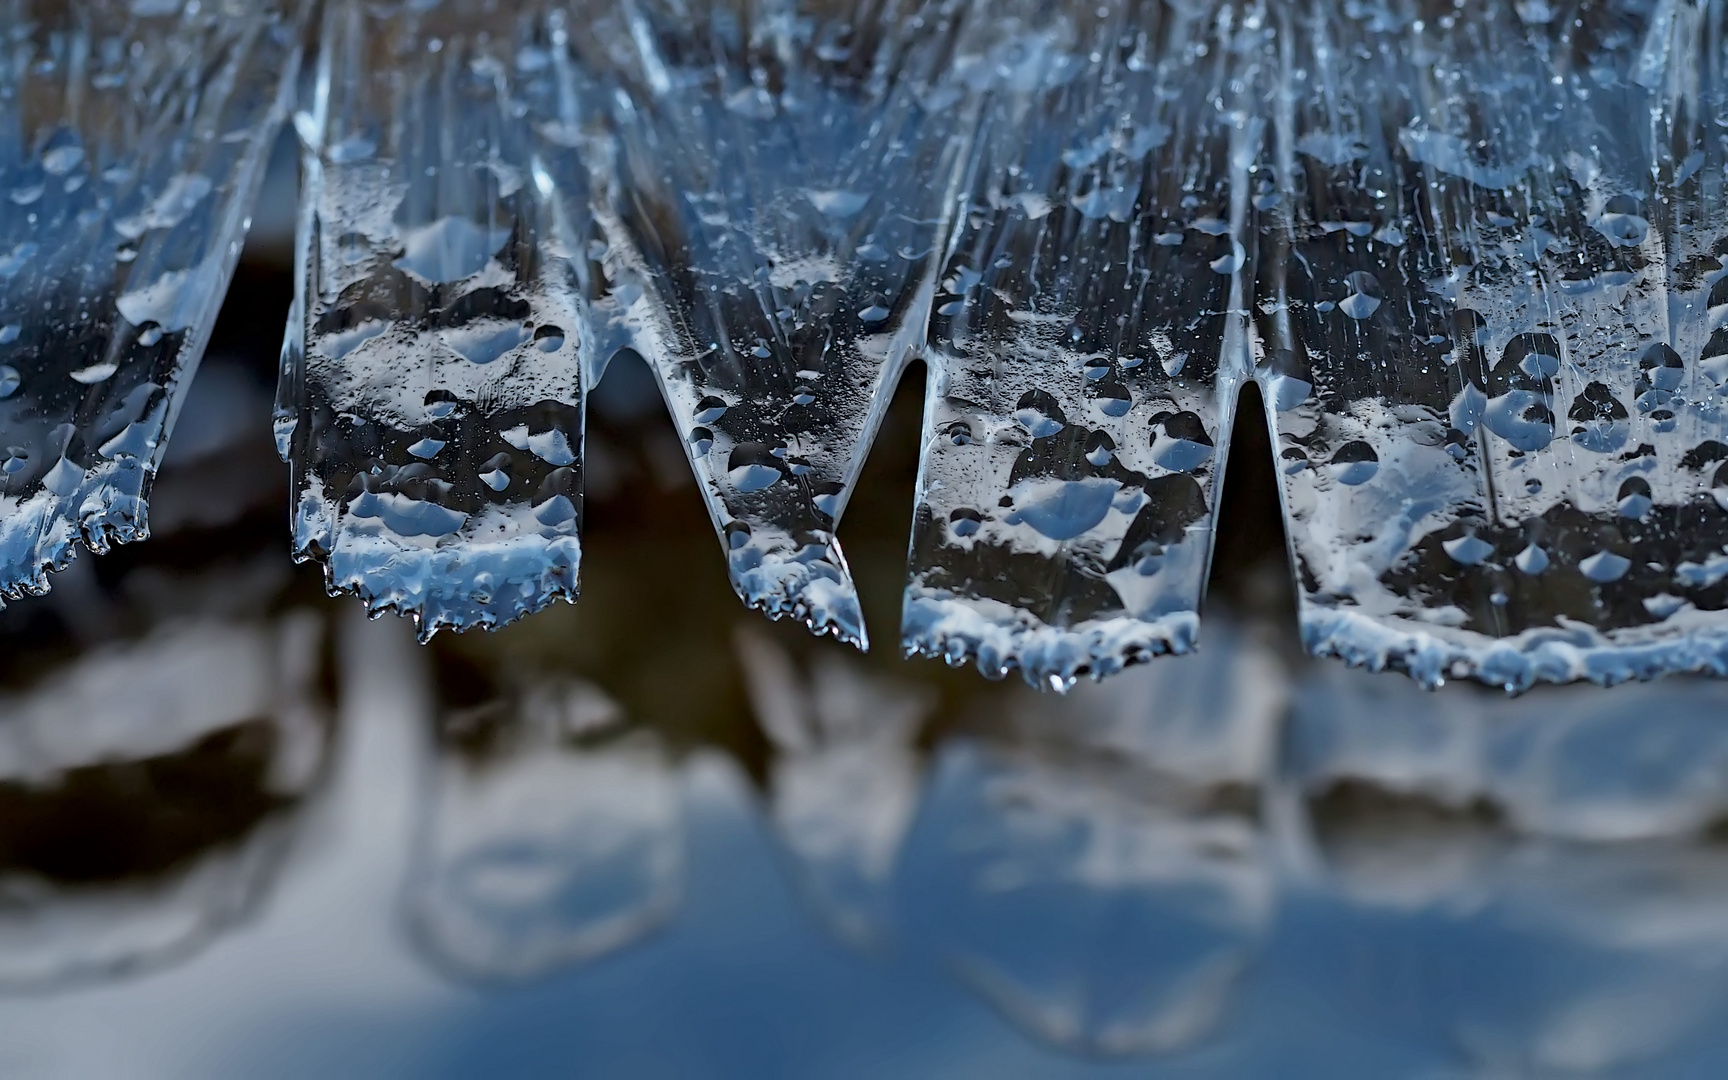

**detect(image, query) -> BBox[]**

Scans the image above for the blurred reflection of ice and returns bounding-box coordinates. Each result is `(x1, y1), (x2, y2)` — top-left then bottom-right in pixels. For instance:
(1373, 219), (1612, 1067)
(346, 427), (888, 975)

(407, 676), (683, 981)
(0, 612), (329, 990)
(902, 620), (1286, 1057)
(735, 626), (932, 948)
(1289, 668), (1728, 1076)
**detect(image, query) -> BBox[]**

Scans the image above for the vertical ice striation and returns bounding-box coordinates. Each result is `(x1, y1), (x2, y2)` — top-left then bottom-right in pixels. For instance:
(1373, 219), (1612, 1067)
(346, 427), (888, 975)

(280, 1), (591, 637)
(0, 0), (298, 601)
(587, 0), (976, 647)
(903, 1), (1260, 687)
(1256, 0), (1728, 688)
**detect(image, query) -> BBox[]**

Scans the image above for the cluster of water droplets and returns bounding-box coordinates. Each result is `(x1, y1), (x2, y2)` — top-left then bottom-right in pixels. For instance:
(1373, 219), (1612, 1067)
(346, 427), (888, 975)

(277, 1), (591, 638)
(1254, 0), (1728, 689)
(7, 0), (1728, 690)
(0, 0), (299, 603)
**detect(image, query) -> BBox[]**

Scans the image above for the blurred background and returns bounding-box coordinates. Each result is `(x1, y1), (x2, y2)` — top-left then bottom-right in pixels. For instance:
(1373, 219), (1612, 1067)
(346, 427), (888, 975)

(3, 135), (1728, 1080)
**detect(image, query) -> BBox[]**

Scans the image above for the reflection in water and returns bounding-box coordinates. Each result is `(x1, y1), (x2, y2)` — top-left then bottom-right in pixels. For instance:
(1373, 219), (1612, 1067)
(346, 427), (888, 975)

(410, 674), (683, 980)
(735, 625), (930, 948)
(1291, 669), (1728, 1076)
(903, 622), (1284, 1057)
(0, 612), (328, 990)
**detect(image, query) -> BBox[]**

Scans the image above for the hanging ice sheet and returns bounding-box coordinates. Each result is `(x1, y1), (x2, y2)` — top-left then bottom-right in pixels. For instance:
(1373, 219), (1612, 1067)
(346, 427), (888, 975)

(1256, 0), (1728, 689)
(902, 1), (1259, 687)
(589, 0), (975, 647)
(0, 0), (299, 602)
(281, 0), (592, 637)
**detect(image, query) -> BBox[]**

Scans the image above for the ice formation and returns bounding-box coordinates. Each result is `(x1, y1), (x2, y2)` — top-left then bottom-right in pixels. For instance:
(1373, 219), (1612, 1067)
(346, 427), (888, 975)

(905, 0), (1256, 685)
(8, 0), (1728, 689)
(279, 1), (591, 636)
(0, 0), (300, 602)
(1256, 0), (1728, 690)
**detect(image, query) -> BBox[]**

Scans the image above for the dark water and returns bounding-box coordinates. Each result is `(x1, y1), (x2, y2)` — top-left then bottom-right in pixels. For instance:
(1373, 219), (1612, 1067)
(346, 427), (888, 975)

(3, 253), (1728, 1079)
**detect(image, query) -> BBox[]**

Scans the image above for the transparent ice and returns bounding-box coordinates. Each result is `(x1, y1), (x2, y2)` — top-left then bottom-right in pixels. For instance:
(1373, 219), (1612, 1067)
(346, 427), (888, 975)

(583, 0), (980, 646)
(0, 0), (299, 603)
(6, 0), (1728, 691)
(905, 0), (1258, 686)
(1254, 0), (1728, 689)
(279, 1), (592, 637)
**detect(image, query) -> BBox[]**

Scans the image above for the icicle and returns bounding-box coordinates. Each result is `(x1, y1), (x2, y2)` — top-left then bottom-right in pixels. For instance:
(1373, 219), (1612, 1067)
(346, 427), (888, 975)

(584, 0), (976, 648)
(280, 1), (591, 638)
(902, 1), (1259, 687)
(0, 0), (300, 602)
(1256, 0), (1728, 689)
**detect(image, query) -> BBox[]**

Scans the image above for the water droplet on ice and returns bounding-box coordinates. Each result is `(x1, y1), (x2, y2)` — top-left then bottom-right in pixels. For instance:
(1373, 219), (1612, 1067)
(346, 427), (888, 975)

(534, 325), (565, 352)
(443, 320), (529, 365)
(480, 451), (512, 491)
(948, 507), (982, 538)
(728, 443), (783, 492)
(69, 361), (118, 384)
(1009, 478), (1118, 541)
(408, 438), (446, 459)
(321, 319), (387, 360)
(1, 447), (27, 474)
(1443, 533), (1494, 566)
(857, 302), (891, 323)
(1595, 195), (1649, 247)
(689, 426), (714, 456)
(1580, 550), (1631, 583)
(1339, 272), (1382, 319)
(691, 396), (731, 427)
(394, 216), (513, 284)
(1616, 477), (1653, 520)
(137, 322), (163, 346)
(41, 144), (83, 176)
(805, 189), (869, 217)
(42, 456), (82, 496)
(1638, 343), (1684, 392)
(1151, 411), (1215, 472)
(1013, 390), (1065, 438)
(0, 366), (18, 398)
(0, 325), (16, 345)
(1328, 440), (1379, 485)
(1210, 239), (1245, 274)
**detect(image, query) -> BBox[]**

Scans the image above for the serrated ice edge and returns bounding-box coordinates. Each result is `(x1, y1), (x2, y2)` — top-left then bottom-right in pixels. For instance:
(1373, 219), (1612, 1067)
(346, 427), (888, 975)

(901, 589), (1199, 690)
(1302, 605), (1728, 693)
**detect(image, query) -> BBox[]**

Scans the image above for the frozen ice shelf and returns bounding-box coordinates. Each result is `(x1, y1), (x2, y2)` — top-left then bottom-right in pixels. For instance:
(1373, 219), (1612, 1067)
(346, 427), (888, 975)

(905, 0), (1257, 687)
(585, 0), (980, 647)
(15, 0), (1728, 692)
(280, 0), (591, 637)
(1253, 0), (1728, 689)
(0, 0), (300, 603)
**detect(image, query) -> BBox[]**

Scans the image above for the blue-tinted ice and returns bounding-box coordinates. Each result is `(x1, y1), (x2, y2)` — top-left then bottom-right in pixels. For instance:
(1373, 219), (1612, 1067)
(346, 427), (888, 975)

(13, 0), (1728, 691)
(0, 0), (298, 603)
(1253, 0), (1728, 689)
(583, 0), (978, 646)
(279, 1), (591, 637)
(904, 1), (1258, 686)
